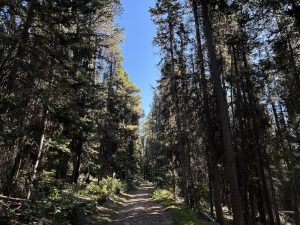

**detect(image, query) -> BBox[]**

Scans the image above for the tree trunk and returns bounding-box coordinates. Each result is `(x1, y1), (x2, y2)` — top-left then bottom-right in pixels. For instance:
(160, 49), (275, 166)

(3, 151), (23, 196)
(241, 44), (275, 225)
(191, 1), (224, 222)
(293, 188), (300, 225)
(71, 133), (84, 184)
(211, 153), (225, 225)
(232, 45), (252, 225)
(166, 6), (187, 203)
(3, 0), (37, 91)
(266, 157), (281, 225)
(199, 1), (245, 225)
(56, 154), (70, 181)
(27, 111), (48, 200)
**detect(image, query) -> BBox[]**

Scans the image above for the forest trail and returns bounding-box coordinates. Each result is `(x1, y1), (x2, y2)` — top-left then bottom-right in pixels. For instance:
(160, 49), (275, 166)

(110, 183), (174, 225)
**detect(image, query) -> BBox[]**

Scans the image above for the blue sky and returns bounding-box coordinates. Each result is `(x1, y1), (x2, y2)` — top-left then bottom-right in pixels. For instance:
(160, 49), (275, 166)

(118, 0), (159, 115)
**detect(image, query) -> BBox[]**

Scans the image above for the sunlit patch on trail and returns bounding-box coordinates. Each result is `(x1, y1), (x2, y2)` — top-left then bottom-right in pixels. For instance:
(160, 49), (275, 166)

(110, 183), (174, 225)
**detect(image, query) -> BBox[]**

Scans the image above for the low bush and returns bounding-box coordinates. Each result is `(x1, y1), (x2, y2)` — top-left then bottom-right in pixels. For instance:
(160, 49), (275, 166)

(5, 176), (125, 224)
(152, 188), (217, 225)
(77, 176), (123, 203)
(152, 188), (173, 201)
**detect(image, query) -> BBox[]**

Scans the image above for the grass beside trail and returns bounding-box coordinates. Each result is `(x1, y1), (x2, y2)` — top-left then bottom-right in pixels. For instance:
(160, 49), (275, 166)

(152, 188), (295, 225)
(152, 188), (232, 225)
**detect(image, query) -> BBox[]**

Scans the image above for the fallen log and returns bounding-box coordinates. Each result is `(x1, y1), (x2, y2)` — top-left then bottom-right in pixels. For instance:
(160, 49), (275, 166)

(0, 195), (26, 203)
(279, 211), (295, 223)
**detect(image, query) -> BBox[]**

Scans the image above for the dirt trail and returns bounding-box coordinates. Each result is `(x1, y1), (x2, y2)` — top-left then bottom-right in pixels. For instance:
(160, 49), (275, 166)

(110, 183), (174, 225)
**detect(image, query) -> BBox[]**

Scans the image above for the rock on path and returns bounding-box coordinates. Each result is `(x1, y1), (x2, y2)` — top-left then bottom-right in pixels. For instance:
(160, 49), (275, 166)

(110, 183), (174, 225)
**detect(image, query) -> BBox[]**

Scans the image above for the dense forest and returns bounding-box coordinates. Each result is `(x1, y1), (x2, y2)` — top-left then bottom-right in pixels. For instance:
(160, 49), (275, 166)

(0, 0), (142, 223)
(0, 0), (299, 225)
(144, 0), (300, 225)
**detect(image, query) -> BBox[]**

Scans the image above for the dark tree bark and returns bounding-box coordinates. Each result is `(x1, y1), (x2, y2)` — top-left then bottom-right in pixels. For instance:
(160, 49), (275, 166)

(241, 45), (275, 225)
(2, 150), (23, 196)
(165, 5), (188, 203)
(199, 1), (246, 225)
(231, 45), (251, 225)
(56, 154), (70, 180)
(27, 110), (48, 200)
(71, 133), (84, 184)
(191, 1), (224, 222)
(3, 0), (37, 91)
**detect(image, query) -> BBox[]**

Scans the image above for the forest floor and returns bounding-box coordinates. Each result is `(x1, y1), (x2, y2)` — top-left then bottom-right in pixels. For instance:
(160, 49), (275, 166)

(108, 182), (174, 225)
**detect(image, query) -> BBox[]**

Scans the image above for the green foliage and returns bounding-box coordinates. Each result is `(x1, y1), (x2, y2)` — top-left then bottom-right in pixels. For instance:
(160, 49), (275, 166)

(78, 177), (124, 203)
(1, 0), (300, 224)
(0, 0), (142, 206)
(152, 188), (217, 225)
(47, 138), (72, 154)
(15, 177), (124, 224)
(20, 188), (97, 225)
(152, 188), (173, 201)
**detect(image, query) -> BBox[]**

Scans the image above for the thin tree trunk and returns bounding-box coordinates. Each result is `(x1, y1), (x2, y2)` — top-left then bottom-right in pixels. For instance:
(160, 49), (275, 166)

(3, 0), (37, 90)
(232, 45), (251, 225)
(241, 45), (275, 225)
(191, 1), (224, 222)
(27, 111), (48, 200)
(293, 188), (300, 225)
(249, 186), (256, 225)
(266, 157), (281, 225)
(211, 153), (225, 225)
(71, 135), (83, 184)
(3, 151), (22, 196)
(207, 151), (215, 217)
(56, 154), (70, 181)
(72, 152), (82, 184)
(166, 5), (187, 203)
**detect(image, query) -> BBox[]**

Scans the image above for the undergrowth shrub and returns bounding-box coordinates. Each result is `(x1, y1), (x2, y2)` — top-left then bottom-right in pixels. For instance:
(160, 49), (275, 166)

(78, 176), (124, 203)
(152, 188), (173, 201)
(13, 176), (124, 224)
